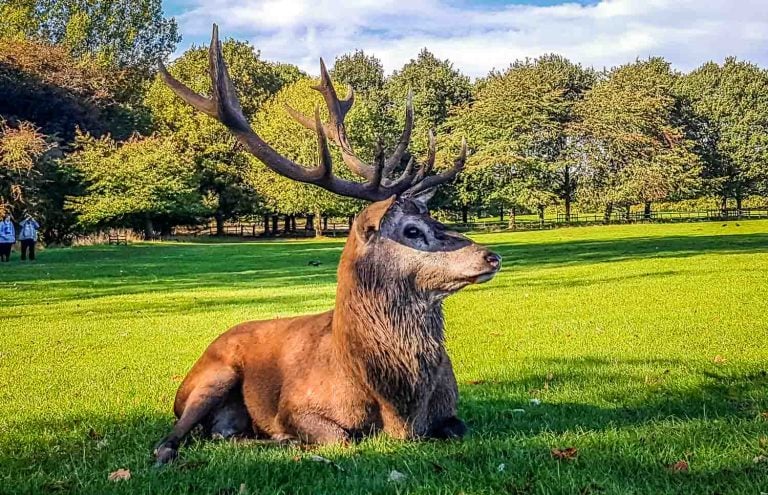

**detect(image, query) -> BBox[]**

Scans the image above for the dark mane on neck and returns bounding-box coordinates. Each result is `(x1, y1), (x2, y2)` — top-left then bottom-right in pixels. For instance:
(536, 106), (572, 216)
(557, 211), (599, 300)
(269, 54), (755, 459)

(332, 233), (446, 415)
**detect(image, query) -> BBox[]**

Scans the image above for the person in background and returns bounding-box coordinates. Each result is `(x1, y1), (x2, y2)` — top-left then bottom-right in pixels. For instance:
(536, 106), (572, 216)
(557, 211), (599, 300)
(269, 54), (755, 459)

(19, 214), (40, 262)
(0, 213), (15, 262)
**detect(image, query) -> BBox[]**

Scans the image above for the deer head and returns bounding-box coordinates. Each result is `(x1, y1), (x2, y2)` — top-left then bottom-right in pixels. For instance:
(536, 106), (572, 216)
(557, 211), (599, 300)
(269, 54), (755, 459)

(159, 25), (501, 298)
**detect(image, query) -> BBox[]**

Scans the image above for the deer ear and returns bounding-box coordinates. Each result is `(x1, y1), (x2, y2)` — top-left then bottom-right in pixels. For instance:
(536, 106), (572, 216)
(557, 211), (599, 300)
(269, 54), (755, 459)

(355, 196), (397, 242)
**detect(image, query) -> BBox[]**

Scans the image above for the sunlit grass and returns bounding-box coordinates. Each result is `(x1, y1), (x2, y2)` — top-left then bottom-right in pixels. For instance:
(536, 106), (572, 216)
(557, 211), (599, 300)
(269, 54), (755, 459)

(1, 220), (767, 494)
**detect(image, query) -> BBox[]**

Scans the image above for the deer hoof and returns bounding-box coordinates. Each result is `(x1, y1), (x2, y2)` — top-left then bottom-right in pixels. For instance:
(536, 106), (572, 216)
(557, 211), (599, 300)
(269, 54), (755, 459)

(430, 417), (467, 440)
(154, 445), (178, 466)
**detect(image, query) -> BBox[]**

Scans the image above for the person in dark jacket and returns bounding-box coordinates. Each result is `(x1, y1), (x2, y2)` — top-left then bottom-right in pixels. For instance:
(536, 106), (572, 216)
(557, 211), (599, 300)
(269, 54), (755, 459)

(19, 214), (40, 262)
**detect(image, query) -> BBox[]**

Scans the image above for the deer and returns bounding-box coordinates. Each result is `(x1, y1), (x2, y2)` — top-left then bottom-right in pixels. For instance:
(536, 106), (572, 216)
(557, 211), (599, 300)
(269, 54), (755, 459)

(153, 25), (502, 464)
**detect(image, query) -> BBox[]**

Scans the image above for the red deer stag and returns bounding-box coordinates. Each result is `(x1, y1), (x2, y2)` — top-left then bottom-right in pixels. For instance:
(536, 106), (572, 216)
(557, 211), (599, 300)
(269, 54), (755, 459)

(154, 25), (502, 464)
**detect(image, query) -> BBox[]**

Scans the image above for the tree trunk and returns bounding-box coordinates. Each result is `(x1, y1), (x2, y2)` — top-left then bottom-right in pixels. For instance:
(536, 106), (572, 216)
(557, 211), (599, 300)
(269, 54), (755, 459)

(538, 206), (545, 226)
(271, 215), (278, 234)
(644, 201), (652, 220)
(563, 164), (572, 222)
(461, 206), (468, 224)
(283, 215), (290, 233)
(290, 215), (297, 232)
(315, 210), (323, 238)
(263, 214), (271, 235)
(214, 212), (225, 236)
(604, 203), (613, 224)
(348, 215), (354, 229)
(306, 214), (314, 231)
(736, 194), (743, 212)
(144, 217), (155, 240)
(625, 206), (631, 222)
(509, 206), (516, 230)
(323, 216), (328, 230)
(499, 206), (504, 223)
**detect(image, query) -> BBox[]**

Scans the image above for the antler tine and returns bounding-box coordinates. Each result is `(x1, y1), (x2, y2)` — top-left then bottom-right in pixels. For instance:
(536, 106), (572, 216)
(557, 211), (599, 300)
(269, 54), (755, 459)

(314, 105), (332, 178)
(413, 129), (437, 183)
(383, 88), (414, 177)
(406, 137), (467, 195)
(285, 59), (375, 181)
(368, 139), (386, 191)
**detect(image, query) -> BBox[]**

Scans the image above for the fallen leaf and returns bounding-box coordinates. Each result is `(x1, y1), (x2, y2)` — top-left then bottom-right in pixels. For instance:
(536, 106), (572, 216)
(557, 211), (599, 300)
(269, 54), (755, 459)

(107, 469), (131, 482)
(291, 455), (301, 462)
(497, 463), (506, 472)
(713, 355), (727, 364)
(760, 412), (768, 421)
(551, 447), (578, 461)
(172, 375), (184, 382)
(529, 399), (542, 406)
(87, 428), (102, 440)
(388, 470), (408, 482)
(668, 460), (689, 473)
(431, 462), (445, 473)
(759, 436), (768, 448)
(238, 483), (247, 495)
(754, 455), (768, 464)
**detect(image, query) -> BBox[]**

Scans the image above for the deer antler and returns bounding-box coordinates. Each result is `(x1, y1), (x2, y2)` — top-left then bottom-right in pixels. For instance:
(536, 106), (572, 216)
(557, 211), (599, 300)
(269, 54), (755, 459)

(158, 24), (466, 202)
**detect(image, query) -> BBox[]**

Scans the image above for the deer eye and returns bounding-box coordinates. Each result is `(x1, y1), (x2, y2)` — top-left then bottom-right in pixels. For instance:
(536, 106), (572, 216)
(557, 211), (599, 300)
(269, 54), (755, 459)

(403, 226), (424, 240)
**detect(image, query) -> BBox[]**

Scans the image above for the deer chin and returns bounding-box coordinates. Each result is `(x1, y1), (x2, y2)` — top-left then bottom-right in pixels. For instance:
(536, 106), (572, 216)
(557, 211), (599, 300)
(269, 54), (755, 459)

(472, 270), (499, 284)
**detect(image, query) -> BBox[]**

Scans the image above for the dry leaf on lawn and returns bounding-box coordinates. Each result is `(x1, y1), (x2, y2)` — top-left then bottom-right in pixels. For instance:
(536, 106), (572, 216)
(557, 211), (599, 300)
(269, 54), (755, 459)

(668, 460), (689, 473)
(551, 447), (578, 461)
(108, 469), (131, 482)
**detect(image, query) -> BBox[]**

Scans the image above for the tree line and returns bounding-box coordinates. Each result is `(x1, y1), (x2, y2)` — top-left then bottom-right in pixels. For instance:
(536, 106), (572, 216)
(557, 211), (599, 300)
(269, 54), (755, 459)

(1, 0), (767, 242)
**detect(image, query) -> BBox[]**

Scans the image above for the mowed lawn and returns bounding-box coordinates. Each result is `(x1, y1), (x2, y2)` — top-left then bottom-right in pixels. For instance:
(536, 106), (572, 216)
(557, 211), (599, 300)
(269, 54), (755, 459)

(1, 221), (768, 495)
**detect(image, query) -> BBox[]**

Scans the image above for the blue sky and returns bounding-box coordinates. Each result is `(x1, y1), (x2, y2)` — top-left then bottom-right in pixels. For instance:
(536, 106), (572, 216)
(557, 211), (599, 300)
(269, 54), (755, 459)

(163, 0), (768, 78)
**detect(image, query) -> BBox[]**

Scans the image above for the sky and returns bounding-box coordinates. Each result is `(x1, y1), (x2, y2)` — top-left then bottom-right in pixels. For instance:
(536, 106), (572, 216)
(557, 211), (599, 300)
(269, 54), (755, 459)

(163, 0), (768, 78)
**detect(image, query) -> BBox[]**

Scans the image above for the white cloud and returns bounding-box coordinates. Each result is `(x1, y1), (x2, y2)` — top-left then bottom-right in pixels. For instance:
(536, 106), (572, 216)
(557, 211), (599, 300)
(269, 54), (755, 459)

(174, 0), (768, 77)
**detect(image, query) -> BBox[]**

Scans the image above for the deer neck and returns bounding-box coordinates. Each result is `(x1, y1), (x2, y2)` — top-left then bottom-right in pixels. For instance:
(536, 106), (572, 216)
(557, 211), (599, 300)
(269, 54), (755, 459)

(332, 237), (446, 411)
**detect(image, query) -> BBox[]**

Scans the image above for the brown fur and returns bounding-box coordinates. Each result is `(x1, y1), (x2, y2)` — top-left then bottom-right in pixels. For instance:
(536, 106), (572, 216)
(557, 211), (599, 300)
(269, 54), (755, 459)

(155, 195), (501, 463)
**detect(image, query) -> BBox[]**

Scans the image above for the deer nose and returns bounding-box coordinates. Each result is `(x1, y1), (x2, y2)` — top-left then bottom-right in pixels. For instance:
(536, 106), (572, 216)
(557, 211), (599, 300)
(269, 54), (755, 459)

(485, 252), (502, 270)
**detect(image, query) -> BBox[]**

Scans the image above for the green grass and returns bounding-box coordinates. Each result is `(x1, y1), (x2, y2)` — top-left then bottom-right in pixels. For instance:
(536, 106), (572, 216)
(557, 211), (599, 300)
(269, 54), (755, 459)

(1, 221), (768, 494)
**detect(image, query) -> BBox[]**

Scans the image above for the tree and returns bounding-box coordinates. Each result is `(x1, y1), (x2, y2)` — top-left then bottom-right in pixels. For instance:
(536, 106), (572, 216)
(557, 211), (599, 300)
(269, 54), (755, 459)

(0, 0), (180, 74)
(0, 120), (52, 216)
(385, 49), (471, 155)
(0, 38), (142, 141)
(677, 58), (768, 209)
(575, 58), (701, 219)
(446, 55), (594, 221)
(145, 40), (301, 235)
(332, 50), (385, 94)
(65, 133), (203, 237)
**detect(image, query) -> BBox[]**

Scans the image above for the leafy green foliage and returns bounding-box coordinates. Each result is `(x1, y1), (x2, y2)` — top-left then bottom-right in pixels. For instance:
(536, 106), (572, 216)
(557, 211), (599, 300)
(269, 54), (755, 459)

(0, 38), (143, 141)
(575, 58), (702, 215)
(448, 55), (595, 219)
(65, 133), (203, 234)
(145, 40), (301, 233)
(386, 49), (472, 155)
(0, 0), (180, 74)
(677, 58), (768, 207)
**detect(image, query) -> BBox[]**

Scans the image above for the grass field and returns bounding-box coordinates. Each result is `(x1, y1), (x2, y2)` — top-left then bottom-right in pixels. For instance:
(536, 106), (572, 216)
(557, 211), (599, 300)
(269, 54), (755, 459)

(1, 220), (768, 494)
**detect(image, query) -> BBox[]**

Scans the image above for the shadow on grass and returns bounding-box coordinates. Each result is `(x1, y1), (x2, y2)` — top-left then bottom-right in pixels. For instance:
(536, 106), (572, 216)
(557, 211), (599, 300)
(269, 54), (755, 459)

(2, 359), (766, 494)
(2, 233), (767, 308)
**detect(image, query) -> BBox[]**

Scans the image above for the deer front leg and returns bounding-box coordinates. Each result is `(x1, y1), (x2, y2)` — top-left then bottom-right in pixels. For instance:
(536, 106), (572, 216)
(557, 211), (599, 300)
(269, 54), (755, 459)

(425, 355), (466, 439)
